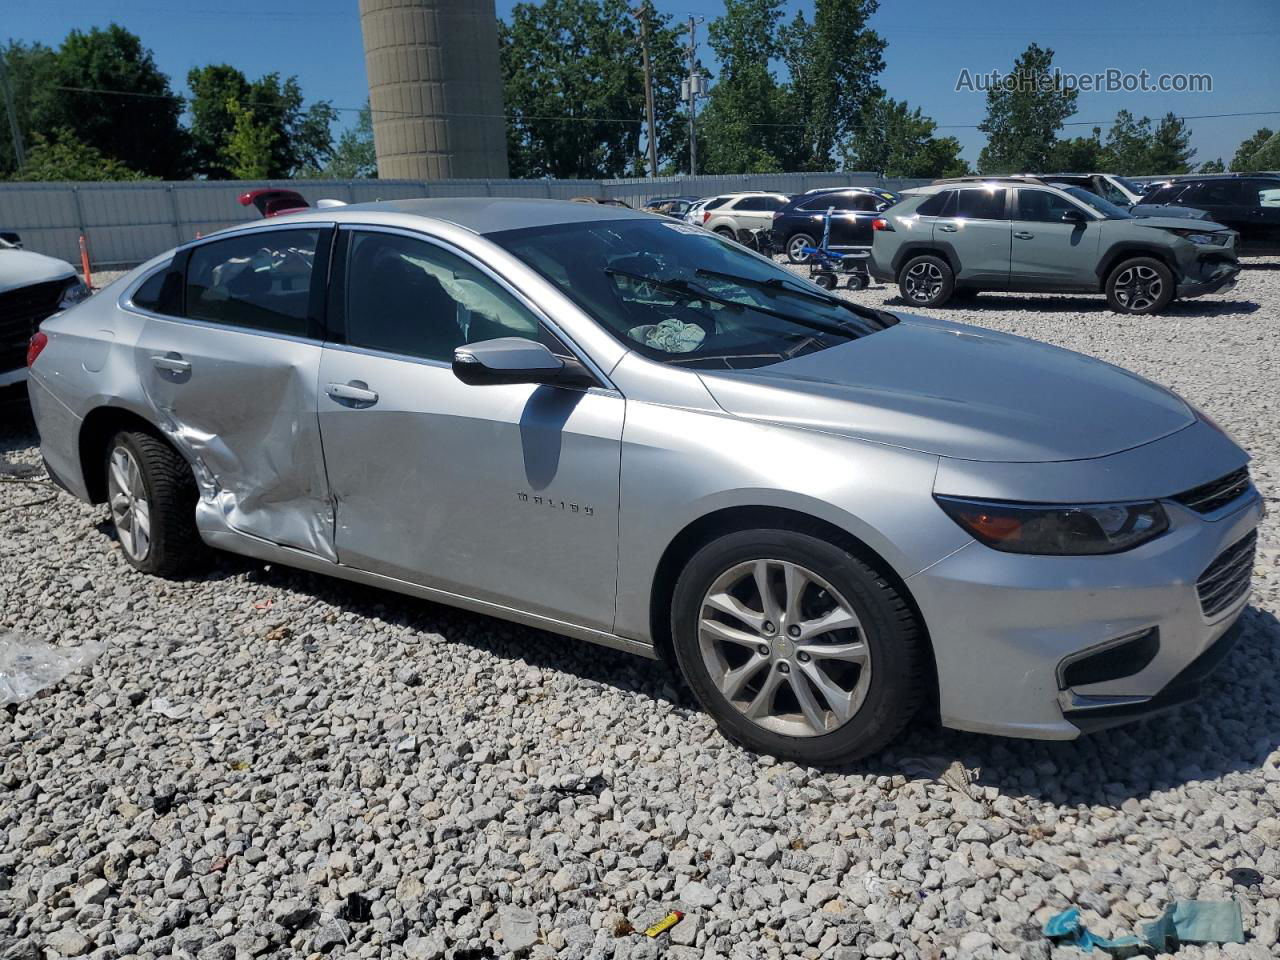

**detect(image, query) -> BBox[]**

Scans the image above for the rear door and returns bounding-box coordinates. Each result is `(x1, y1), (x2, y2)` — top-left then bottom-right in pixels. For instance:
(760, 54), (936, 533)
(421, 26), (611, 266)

(935, 187), (1012, 287)
(1009, 188), (1102, 290)
(132, 224), (336, 558)
(315, 226), (625, 632)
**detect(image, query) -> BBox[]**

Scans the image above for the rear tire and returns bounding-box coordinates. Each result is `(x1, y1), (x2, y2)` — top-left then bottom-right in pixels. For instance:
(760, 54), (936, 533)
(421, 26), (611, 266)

(786, 233), (817, 264)
(671, 528), (927, 765)
(1105, 257), (1174, 314)
(898, 255), (954, 307)
(814, 273), (837, 290)
(105, 429), (206, 577)
(715, 227), (736, 240)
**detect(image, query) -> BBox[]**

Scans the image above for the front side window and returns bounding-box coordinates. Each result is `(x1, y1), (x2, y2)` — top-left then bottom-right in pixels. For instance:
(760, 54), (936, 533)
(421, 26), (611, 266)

(185, 229), (319, 335)
(1180, 180), (1244, 205)
(343, 231), (548, 363)
(1017, 189), (1086, 223)
(952, 188), (1008, 220)
(491, 218), (895, 371)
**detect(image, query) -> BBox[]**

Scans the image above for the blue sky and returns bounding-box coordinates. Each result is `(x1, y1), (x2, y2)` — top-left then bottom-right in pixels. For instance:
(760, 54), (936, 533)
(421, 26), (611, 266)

(9, 0), (1279, 168)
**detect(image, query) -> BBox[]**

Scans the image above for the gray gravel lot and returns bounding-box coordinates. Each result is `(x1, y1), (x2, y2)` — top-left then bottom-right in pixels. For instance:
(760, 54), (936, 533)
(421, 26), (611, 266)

(1, 261), (1279, 960)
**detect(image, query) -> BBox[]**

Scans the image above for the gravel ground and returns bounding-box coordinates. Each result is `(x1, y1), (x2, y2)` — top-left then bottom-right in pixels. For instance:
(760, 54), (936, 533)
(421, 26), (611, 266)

(1, 261), (1279, 960)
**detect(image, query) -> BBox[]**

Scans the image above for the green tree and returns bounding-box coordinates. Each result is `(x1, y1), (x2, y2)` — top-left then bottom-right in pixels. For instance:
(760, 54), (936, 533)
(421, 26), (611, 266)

(1230, 127), (1280, 171)
(1199, 157), (1225, 173)
(1146, 112), (1195, 174)
(11, 128), (148, 181)
(844, 97), (968, 178)
(30, 25), (188, 178)
(781, 0), (885, 171)
(318, 102), (377, 178)
(187, 65), (335, 178)
(500, 0), (684, 179)
(1047, 128), (1106, 171)
(0, 41), (58, 177)
(976, 43), (1077, 174)
(223, 97), (277, 180)
(698, 0), (794, 174)
(1102, 110), (1151, 174)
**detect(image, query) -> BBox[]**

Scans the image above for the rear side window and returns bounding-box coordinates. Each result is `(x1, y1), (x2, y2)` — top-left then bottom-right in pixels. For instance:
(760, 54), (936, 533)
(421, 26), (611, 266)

(1178, 180), (1244, 205)
(704, 197), (730, 211)
(131, 261), (182, 315)
(799, 193), (878, 213)
(185, 229), (320, 335)
(913, 192), (952, 216)
(953, 188), (1008, 220)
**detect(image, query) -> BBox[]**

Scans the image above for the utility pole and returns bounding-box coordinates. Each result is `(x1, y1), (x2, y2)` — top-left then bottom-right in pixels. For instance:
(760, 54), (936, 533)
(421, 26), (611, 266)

(635, 3), (658, 177)
(0, 53), (25, 171)
(683, 16), (704, 176)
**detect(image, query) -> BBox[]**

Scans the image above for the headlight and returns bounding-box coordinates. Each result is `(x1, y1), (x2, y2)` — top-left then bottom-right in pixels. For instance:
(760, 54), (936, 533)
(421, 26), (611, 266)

(934, 496), (1169, 555)
(1171, 230), (1227, 246)
(58, 278), (92, 308)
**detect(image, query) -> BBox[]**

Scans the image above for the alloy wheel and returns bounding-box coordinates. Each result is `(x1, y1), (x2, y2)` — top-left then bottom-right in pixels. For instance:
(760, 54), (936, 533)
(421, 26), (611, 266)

(107, 444), (151, 562)
(787, 235), (814, 263)
(1113, 265), (1163, 312)
(697, 559), (871, 737)
(903, 261), (943, 302)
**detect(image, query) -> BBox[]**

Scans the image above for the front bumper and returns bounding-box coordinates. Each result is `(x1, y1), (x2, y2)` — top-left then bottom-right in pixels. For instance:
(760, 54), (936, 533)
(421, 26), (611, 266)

(1177, 255), (1240, 298)
(907, 487), (1263, 740)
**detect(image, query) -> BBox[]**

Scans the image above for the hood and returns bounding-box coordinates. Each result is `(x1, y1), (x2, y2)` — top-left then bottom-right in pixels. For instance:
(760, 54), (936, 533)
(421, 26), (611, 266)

(698, 315), (1194, 463)
(0, 249), (77, 296)
(1120, 215), (1230, 233)
(1130, 203), (1210, 220)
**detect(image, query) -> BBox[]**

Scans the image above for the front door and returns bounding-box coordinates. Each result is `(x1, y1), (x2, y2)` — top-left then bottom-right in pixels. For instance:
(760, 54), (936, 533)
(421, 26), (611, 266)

(316, 227), (625, 633)
(1009, 188), (1102, 289)
(133, 225), (335, 558)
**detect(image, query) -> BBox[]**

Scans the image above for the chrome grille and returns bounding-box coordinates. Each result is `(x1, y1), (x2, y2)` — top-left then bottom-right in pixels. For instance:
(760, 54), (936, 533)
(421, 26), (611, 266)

(1197, 531), (1256, 618)
(1174, 467), (1250, 514)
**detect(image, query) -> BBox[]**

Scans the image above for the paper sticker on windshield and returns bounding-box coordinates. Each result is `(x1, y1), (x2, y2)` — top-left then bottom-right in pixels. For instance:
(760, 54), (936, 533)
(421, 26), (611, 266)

(662, 222), (708, 236)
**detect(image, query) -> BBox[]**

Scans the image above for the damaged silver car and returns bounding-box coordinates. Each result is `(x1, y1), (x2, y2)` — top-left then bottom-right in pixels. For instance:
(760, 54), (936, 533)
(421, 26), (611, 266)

(27, 199), (1261, 763)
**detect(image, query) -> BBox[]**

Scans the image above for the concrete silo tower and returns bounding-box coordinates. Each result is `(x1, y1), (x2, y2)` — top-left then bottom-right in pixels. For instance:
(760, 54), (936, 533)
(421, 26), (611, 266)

(358, 0), (510, 180)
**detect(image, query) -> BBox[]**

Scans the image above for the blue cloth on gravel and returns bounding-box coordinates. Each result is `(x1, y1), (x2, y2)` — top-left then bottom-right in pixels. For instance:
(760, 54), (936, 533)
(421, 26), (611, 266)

(1043, 901), (1244, 954)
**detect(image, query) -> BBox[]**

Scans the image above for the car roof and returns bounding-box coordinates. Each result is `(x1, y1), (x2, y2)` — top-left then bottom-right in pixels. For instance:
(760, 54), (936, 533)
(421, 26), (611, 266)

(910, 179), (1057, 195)
(225, 197), (658, 236)
(1161, 172), (1280, 181)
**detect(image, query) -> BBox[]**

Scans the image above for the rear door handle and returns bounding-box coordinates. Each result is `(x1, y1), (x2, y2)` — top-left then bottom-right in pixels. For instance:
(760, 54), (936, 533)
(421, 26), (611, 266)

(937, 223), (958, 233)
(151, 353), (191, 374)
(1014, 231), (1035, 240)
(326, 380), (379, 406)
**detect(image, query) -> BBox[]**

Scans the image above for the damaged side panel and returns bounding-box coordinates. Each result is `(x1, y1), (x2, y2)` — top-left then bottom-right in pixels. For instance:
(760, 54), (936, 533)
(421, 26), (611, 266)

(134, 319), (335, 560)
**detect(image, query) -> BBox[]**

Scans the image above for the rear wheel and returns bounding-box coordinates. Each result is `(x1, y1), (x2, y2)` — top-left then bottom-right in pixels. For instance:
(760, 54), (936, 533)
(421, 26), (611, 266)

(105, 429), (206, 577)
(671, 528), (927, 764)
(715, 227), (736, 240)
(1105, 257), (1174, 314)
(813, 272), (837, 290)
(898, 255), (954, 307)
(786, 233), (817, 264)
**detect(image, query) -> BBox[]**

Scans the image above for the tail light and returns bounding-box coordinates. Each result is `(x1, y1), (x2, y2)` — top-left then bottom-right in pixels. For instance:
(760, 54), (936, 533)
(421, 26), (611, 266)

(27, 331), (49, 367)
(702, 210), (711, 224)
(872, 218), (892, 231)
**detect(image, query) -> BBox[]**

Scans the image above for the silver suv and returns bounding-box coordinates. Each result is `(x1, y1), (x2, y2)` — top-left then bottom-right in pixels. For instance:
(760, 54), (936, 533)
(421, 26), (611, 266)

(27, 199), (1259, 763)
(870, 179), (1240, 314)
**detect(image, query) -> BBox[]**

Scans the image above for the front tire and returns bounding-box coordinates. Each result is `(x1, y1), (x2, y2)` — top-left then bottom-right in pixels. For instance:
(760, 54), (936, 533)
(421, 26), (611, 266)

(898, 255), (954, 307)
(1105, 257), (1174, 314)
(105, 429), (206, 577)
(671, 528), (927, 765)
(786, 233), (817, 264)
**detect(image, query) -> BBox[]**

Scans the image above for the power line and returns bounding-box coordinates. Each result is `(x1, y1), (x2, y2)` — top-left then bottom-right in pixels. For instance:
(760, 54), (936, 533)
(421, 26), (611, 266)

(52, 85), (1280, 131)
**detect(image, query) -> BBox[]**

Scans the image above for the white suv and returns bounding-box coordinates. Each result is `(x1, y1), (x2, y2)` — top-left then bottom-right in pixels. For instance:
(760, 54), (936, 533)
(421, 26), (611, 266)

(691, 192), (791, 238)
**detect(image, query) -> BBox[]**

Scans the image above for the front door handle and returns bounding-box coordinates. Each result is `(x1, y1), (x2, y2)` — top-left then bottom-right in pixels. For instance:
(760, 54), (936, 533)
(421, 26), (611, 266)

(1014, 231), (1035, 240)
(937, 223), (958, 233)
(326, 380), (379, 406)
(151, 353), (191, 374)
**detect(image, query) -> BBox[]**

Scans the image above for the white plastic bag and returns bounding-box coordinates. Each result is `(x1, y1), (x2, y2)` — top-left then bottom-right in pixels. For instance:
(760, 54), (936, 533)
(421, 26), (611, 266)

(0, 633), (105, 705)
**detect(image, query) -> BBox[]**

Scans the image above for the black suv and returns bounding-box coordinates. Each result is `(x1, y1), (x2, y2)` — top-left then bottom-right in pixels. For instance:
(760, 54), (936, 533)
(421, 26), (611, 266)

(771, 188), (900, 263)
(1142, 174), (1280, 254)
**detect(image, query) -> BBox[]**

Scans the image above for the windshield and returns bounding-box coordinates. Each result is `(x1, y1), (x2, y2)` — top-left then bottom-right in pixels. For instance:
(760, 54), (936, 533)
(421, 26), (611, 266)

(1115, 176), (1144, 196)
(490, 219), (896, 369)
(1062, 186), (1133, 220)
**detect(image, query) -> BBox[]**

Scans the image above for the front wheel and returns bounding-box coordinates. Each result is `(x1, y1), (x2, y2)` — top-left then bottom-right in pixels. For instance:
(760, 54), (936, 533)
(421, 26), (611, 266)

(898, 254), (954, 307)
(1105, 257), (1174, 314)
(105, 429), (206, 577)
(671, 529), (927, 764)
(786, 233), (817, 264)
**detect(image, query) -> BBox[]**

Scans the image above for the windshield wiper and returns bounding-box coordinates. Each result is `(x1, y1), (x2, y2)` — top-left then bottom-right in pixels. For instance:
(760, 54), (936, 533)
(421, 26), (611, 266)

(604, 267), (861, 341)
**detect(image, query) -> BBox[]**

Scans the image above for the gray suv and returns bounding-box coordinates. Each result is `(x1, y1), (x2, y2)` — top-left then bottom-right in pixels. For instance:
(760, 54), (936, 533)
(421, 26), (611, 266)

(870, 179), (1240, 314)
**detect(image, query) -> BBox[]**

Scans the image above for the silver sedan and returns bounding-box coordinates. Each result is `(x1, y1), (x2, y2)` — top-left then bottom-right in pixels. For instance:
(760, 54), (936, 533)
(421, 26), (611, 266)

(26, 199), (1261, 763)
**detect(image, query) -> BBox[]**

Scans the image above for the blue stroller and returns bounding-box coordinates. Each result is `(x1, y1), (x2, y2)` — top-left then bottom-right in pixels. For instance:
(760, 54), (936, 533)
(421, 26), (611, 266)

(801, 207), (870, 291)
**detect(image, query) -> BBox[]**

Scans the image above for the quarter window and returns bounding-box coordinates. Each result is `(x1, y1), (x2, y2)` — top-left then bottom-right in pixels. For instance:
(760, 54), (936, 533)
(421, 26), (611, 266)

(131, 260), (182, 315)
(1016, 189), (1085, 223)
(184, 229), (319, 335)
(343, 231), (550, 363)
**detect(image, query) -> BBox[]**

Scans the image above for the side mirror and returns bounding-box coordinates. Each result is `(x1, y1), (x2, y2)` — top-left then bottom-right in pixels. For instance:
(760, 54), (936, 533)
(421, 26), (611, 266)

(452, 337), (597, 389)
(1061, 207), (1087, 224)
